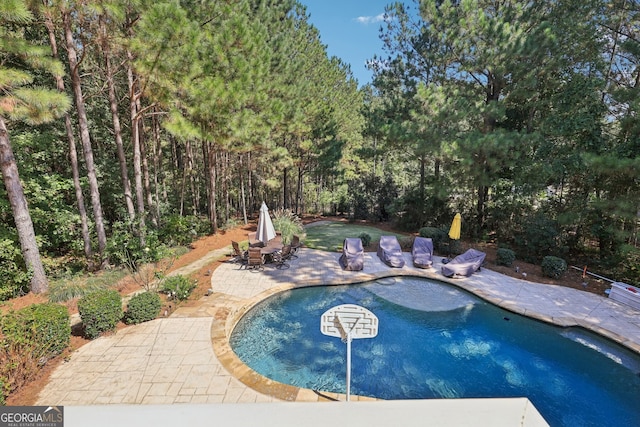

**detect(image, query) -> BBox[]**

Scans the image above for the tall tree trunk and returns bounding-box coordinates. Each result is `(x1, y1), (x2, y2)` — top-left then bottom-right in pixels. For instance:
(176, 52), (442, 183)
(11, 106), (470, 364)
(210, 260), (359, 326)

(206, 143), (218, 233)
(152, 110), (163, 222)
(127, 56), (146, 246)
(0, 118), (48, 293)
(297, 165), (304, 215)
(63, 11), (107, 260)
(104, 36), (136, 222)
(283, 167), (289, 210)
(240, 154), (248, 225)
(139, 123), (157, 226)
(43, 10), (92, 261)
(185, 139), (196, 216)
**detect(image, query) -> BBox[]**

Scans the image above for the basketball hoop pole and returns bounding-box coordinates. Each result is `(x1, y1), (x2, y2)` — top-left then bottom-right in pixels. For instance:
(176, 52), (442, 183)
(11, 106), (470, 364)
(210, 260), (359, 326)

(346, 331), (352, 401)
(320, 304), (378, 402)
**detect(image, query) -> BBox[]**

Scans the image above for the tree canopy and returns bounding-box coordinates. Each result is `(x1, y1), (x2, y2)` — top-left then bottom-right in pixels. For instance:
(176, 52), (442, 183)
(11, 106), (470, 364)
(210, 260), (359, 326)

(0, 0), (637, 298)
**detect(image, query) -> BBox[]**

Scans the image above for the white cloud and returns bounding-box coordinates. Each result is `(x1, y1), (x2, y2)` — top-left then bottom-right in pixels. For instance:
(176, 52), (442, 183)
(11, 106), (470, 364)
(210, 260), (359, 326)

(355, 13), (386, 25)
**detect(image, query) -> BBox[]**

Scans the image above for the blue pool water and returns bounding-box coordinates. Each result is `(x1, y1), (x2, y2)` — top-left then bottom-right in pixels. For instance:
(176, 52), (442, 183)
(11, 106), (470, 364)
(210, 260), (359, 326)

(230, 278), (640, 427)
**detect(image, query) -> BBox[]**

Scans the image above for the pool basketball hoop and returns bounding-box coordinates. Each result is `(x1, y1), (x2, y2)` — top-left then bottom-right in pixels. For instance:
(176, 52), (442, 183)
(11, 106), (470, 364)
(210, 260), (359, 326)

(320, 304), (378, 401)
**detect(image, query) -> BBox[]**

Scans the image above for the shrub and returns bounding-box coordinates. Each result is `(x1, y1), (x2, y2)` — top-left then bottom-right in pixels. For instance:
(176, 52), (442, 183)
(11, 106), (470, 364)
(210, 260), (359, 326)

(359, 233), (372, 247)
(0, 303), (70, 401)
(125, 291), (162, 325)
(418, 227), (447, 251)
(160, 275), (196, 301)
(105, 220), (164, 269)
(541, 256), (567, 279)
(78, 289), (123, 339)
(514, 214), (560, 262)
(0, 238), (32, 301)
(158, 215), (209, 246)
(272, 209), (304, 244)
(398, 236), (414, 250)
(496, 248), (516, 267)
(1, 303), (70, 360)
(0, 377), (6, 406)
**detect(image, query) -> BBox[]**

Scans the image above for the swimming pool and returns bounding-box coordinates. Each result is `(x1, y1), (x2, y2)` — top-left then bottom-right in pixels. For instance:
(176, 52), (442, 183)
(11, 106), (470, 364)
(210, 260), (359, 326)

(230, 277), (640, 427)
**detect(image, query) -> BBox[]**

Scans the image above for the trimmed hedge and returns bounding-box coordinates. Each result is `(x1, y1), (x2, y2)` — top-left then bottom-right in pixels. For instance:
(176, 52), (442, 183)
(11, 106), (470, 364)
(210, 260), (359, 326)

(541, 256), (567, 279)
(1, 303), (70, 359)
(496, 248), (516, 267)
(78, 289), (123, 339)
(125, 291), (162, 325)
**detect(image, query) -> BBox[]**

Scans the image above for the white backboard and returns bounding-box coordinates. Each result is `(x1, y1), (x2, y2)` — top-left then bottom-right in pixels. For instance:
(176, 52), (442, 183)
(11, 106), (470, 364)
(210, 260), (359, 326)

(320, 304), (378, 340)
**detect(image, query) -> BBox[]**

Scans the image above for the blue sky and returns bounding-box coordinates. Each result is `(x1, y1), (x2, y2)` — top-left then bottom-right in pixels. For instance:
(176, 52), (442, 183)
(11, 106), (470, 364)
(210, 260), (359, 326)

(298, 0), (396, 87)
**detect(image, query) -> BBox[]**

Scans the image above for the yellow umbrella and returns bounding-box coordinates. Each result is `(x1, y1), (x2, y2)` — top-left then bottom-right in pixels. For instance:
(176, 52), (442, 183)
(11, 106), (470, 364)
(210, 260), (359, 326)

(448, 213), (461, 240)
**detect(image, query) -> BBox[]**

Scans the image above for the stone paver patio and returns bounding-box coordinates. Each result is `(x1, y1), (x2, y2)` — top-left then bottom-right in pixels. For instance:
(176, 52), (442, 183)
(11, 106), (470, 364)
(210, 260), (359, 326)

(36, 247), (640, 405)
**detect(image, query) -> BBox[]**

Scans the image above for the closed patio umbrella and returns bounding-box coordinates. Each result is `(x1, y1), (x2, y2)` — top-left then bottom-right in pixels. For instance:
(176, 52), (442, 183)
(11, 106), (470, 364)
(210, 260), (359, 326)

(256, 202), (276, 244)
(448, 213), (461, 240)
(446, 213), (462, 259)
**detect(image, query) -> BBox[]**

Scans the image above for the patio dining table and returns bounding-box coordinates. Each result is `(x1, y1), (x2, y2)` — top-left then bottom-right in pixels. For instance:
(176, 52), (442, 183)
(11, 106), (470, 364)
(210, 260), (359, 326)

(259, 236), (283, 261)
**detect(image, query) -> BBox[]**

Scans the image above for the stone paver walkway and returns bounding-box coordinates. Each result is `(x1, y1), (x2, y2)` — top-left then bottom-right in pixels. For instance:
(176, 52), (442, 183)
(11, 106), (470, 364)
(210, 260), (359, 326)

(36, 247), (640, 406)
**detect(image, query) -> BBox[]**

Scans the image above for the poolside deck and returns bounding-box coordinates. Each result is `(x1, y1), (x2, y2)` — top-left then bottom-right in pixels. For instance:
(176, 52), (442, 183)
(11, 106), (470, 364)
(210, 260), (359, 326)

(35, 247), (640, 424)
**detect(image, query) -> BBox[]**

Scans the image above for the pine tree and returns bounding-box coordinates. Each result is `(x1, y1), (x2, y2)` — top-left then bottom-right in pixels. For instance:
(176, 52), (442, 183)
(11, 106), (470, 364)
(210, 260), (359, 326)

(0, 0), (70, 293)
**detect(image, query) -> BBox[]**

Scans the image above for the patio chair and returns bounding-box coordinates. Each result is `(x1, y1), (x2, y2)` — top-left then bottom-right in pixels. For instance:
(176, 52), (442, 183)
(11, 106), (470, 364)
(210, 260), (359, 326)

(273, 244), (292, 269)
(247, 247), (265, 271)
(290, 235), (301, 259)
(412, 237), (433, 269)
(377, 235), (405, 268)
(339, 237), (364, 271)
(441, 248), (486, 278)
(231, 241), (247, 266)
(248, 232), (263, 248)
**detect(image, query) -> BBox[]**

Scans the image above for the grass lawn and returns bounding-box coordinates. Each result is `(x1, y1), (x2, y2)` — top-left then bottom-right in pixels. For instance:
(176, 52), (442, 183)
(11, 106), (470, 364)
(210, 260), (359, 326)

(304, 222), (406, 252)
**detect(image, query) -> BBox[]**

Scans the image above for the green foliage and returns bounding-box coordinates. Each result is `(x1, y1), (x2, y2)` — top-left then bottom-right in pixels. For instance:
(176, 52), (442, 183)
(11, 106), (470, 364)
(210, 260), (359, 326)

(158, 215), (209, 246)
(220, 217), (240, 231)
(398, 236), (414, 250)
(272, 209), (304, 244)
(0, 303), (70, 359)
(514, 214), (561, 263)
(615, 245), (640, 286)
(346, 174), (397, 222)
(0, 238), (31, 301)
(419, 227), (447, 251)
(77, 289), (123, 339)
(47, 269), (129, 303)
(160, 275), (196, 301)
(541, 256), (568, 279)
(0, 377), (5, 405)
(1, 303), (70, 399)
(358, 233), (372, 247)
(496, 248), (516, 267)
(106, 221), (165, 269)
(125, 292), (162, 325)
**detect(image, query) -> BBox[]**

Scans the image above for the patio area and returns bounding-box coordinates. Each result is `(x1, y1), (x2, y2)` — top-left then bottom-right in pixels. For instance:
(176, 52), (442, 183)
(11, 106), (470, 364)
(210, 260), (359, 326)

(36, 246), (640, 409)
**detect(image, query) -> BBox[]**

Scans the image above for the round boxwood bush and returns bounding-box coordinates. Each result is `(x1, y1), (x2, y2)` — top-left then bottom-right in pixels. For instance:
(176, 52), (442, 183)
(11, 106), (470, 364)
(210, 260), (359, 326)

(78, 289), (123, 339)
(496, 248), (516, 267)
(541, 256), (567, 279)
(1, 303), (70, 359)
(358, 233), (372, 247)
(125, 291), (162, 325)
